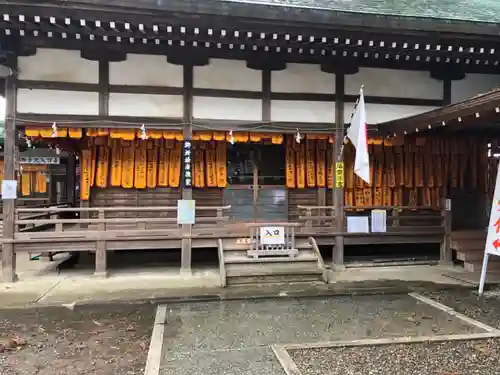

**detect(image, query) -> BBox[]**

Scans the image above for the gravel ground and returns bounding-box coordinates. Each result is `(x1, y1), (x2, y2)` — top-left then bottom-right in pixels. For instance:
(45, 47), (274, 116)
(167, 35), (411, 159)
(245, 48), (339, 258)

(422, 288), (500, 330)
(0, 303), (155, 375)
(291, 338), (500, 375)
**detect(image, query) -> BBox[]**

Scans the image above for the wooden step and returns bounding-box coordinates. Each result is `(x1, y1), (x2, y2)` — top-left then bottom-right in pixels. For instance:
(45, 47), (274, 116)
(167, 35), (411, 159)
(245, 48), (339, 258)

(456, 250), (486, 262)
(226, 262), (322, 277)
(224, 252), (318, 264)
(227, 273), (323, 285)
(451, 230), (487, 241)
(464, 258), (500, 272)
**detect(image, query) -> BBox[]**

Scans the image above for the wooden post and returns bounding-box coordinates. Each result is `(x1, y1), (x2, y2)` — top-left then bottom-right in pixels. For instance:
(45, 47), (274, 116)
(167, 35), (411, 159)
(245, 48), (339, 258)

(95, 209), (107, 277)
(440, 198), (453, 265)
(333, 73), (345, 270)
(181, 64), (193, 274)
(305, 208), (313, 228)
(66, 154), (77, 207)
(392, 208), (400, 227)
(2, 56), (17, 283)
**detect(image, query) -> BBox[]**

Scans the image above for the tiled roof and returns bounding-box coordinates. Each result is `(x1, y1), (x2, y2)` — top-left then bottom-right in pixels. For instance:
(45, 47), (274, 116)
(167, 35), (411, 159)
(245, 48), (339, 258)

(225, 0), (500, 24)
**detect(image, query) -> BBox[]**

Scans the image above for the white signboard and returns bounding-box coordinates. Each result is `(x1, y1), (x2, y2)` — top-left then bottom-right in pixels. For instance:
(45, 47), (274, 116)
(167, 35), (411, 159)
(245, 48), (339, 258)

(20, 156), (60, 165)
(260, 226), (285, 245)
(347, 216), (370, 233)
(1, 180), (17, 200)
(371, 210), (387, 233)
(177, 199), (195, 225)
(479, 160), (500, 294)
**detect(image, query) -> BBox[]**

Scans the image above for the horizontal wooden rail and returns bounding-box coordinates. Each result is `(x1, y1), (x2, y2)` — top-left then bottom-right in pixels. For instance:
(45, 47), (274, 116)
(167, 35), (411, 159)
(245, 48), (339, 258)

(298, 205), (439, 211)
(16, 216), (230, 225)
(16, 205), (232, 213)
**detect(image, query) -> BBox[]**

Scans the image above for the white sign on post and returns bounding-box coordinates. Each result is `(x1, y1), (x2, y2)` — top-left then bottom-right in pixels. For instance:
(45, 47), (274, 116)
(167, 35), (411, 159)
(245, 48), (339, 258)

(479, 160), (500, 295)
(1, 180), (17, 200)
(260, 226), (285, 245)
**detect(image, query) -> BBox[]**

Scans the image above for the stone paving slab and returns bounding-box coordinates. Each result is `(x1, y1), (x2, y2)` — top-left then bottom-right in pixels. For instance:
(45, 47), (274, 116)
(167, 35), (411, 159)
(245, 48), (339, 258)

(290, 338), (500, 375)
(160, 347), (285, 375)
(423, 289), (500, 330)
(0, 303), (155, 375)
(160, 295), (482, 374)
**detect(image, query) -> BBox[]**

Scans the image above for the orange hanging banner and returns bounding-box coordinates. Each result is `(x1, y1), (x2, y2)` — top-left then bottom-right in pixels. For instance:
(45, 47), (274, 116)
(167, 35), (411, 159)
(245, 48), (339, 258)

(193, 149), (205, 188)
(327, 144), (334, 189)
(121, 141), (135, 189)
(205, 145), (217, 188)
(157, 142), (169, 187)
(168, 141), (182, 188)
(216, 142), (227, 188)
(286, 135), (296, 188)
(80, 149), (92, 200)
(146, 142), (158, 188)
(110, 141), (123, 187)
(95, 146), (110, 188)
(21, 173), (31, 196)
(296, 142), (306, 189)
(89, 145), (97, 187)
(134, 140), (147, 189)
(306, 139), (316, 187)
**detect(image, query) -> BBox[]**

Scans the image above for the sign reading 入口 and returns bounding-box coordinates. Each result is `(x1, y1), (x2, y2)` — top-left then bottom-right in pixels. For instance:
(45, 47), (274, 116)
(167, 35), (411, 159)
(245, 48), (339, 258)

(259, 226), (285, 245)
(182, 141), (193, 188)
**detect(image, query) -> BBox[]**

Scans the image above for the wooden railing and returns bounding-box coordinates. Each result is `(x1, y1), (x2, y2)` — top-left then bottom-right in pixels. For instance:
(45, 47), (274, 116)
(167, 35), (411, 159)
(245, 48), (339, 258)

(297, 205), (446, 230)
(14, 205), (231, 233)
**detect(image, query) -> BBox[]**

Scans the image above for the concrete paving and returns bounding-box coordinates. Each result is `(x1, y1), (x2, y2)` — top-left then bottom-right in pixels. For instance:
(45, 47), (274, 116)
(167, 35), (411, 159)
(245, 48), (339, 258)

(158, 295), (482, 375)
(0, 264), (477, 309)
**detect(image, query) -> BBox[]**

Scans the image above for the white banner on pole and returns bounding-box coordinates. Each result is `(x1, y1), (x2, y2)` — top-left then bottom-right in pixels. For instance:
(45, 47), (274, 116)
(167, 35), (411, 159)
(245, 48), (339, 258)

(479, 160), (500, 294)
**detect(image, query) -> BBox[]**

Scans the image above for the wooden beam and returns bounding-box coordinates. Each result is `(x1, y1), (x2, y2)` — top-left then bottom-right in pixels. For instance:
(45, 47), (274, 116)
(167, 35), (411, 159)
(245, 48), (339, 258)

(2, 55), (17, 283)
(262, 69), (271, 122)
(333, 73), (345, 270)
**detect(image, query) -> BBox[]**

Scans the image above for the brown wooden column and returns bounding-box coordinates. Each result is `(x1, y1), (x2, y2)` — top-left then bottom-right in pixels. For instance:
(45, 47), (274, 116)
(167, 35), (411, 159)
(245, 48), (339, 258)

(2, 56), (18, 283)
(66, 154), (76, 206)
(94, 59), (110, 278)
(333, 73), (345, 269)
(181, 63), (193, 273)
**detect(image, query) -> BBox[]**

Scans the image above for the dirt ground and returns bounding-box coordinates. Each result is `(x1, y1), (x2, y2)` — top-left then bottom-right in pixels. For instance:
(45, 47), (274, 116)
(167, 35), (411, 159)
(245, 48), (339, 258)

(0, 303), (155, 375)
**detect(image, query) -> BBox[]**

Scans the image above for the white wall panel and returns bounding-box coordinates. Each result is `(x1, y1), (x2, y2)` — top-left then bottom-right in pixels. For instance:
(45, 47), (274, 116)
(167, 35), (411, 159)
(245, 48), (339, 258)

(346, 68), (443, 100)
(194, 59), (261, 91)
(344, 103), (438, 124)
(193, 97), (262, 121)
(18, 48), (98, 83)
(17, 89), (99, 115)
(451, 73), (500, 103)
(271, 100), (335, 123)
(272, 64), (335, 94)
(109, 54), (183, 87)
(109, 93), (183, 117)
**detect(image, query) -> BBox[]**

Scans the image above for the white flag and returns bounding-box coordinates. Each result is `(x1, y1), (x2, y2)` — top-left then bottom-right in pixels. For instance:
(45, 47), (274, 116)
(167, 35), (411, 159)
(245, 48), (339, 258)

(347, 88), (370, 184)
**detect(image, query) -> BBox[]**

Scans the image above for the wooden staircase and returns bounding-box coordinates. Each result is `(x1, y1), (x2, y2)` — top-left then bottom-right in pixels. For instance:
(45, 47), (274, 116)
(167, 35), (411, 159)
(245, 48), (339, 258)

(217, 237), (328, 286)
(451, 229), (495, 272)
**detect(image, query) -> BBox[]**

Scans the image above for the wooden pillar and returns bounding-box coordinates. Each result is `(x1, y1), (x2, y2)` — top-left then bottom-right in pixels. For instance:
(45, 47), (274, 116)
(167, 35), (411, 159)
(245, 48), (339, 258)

(333, 73), (345, 269)
(440, 198), (453, 265)
(2, 56), (17, 283)
(66, 154), (76, 206)
(181, 64), (193, 274)
(93, 59), (109, 277)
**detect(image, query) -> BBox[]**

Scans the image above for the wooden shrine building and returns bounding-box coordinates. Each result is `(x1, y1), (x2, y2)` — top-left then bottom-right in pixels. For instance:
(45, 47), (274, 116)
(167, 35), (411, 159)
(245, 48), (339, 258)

(1, 0), (500, 284)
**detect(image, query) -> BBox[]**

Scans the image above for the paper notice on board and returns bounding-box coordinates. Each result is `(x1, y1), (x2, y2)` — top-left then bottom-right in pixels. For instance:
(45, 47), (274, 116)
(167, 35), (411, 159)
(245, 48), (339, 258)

(371, 210), (387, 233)
(347, 216), (369, 233)
(1, 180), (17, 200)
